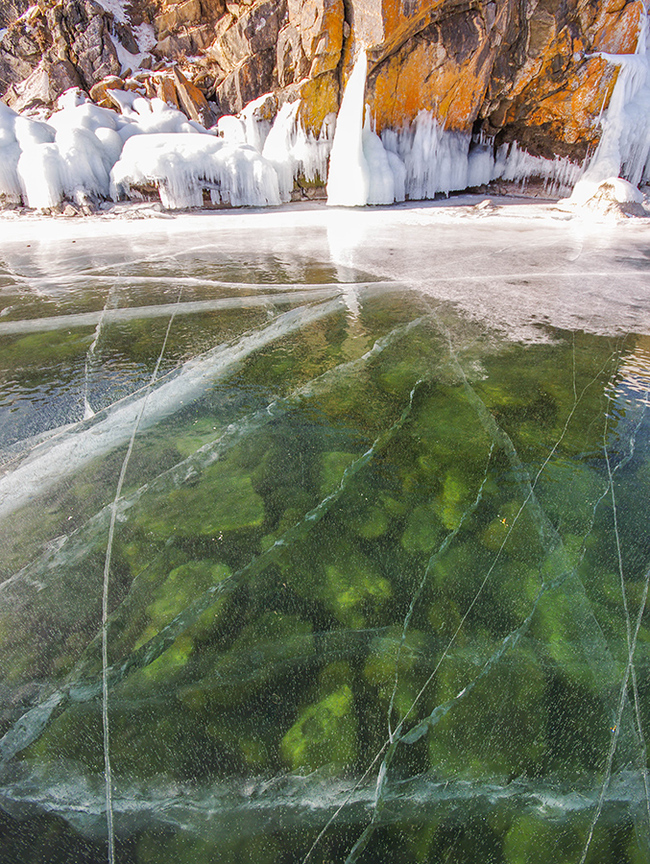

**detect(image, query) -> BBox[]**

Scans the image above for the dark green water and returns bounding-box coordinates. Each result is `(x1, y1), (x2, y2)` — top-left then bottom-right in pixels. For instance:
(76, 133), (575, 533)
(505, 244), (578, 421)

(0, 232), (649, 864)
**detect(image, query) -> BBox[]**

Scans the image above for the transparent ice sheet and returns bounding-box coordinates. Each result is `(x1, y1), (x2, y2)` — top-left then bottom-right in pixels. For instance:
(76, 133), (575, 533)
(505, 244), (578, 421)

(0, 206), (649, 864)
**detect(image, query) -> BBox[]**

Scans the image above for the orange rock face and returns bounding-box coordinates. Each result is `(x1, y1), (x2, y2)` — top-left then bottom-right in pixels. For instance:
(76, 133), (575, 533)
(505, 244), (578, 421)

(366, 1), (506, 134)
(355, 0), (644, 159)
(298, 70), (340, 132)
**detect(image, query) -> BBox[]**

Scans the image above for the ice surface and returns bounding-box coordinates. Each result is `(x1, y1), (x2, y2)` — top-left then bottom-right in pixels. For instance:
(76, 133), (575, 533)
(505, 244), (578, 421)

(1, 207), (650, 863)
(0, 295), (343, 516)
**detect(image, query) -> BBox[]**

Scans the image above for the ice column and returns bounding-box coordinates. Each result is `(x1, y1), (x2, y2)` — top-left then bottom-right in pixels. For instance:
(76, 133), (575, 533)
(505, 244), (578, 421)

(570, 6), (650, 202)
(326, 50), (370, 206)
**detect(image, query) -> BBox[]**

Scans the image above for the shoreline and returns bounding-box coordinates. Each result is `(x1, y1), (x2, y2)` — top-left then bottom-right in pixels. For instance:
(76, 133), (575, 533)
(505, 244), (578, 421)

(0, 189), (646, 242)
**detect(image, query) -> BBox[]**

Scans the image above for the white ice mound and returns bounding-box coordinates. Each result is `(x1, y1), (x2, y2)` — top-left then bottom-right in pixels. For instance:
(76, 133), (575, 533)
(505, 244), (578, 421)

(326, 51), (370, 206)
(110, 133), (282, 209)
(0, 85), (333, 211)
(569, 175), (644, 206)
(563, 176), (647, 217)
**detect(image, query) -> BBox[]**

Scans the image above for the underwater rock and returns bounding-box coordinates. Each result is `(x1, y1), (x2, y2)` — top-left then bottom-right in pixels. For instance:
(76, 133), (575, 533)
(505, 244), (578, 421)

(186, 611), (315, 708)
(481, 500), (541, 562)
(363, 625), (427, 721)
(503, 813), (609, 864)
(134, 559), (232, 650)
(349, 502), (390, 540)
(138, 457), (265, 539)
(428, 647), (547, 778)
(401, 503), (444, 555)
(282, 535), (391, 629)
(281, 668), (357, 771)
(319, 450), (358, 498)
(137, 830), (281, 864)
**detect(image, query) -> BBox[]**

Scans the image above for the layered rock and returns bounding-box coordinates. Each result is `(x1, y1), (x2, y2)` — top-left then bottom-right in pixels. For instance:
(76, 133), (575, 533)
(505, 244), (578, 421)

(155, 0), (226, 58)
(0, 0), (646, 174)
(361, 0), (642, 160)
(1, 0), (122, 113)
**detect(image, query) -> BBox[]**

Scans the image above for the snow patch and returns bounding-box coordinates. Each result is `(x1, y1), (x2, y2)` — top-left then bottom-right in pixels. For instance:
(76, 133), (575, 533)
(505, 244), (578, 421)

(561, 176), (647, 218)
(109, 33), (149, 76)
(134, 23), (156, 54)
(93, 0), (128, 24)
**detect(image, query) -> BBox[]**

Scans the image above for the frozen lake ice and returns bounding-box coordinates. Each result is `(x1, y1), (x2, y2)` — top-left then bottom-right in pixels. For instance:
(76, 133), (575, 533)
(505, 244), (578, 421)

(0, 199), (650, 864)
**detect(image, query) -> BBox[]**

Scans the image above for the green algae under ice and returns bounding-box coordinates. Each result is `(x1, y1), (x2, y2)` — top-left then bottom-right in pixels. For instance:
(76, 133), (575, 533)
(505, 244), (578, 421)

(1, 224), (650, 864)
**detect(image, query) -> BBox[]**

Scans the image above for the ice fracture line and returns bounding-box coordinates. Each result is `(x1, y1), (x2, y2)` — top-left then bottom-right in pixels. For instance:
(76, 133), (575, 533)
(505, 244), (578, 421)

(386, 442), (495, 739)
(83, 284), (121, 419)
(579, 377), (650, 862)
(101, 288), (182, 864)
(0, 315), (434, 767)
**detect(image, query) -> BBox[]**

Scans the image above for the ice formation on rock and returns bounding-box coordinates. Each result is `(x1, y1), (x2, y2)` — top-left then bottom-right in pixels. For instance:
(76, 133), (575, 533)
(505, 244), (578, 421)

(325, 50), (407, 207)
(326, 51), (371, 206)
(262, 100), (334, 202)
(2, 3), (650, 213)
(569, 8), (650, 206)
(111, 133), (282, 209)
(325, 48), (584, 208)
(0, 83), (337, 210)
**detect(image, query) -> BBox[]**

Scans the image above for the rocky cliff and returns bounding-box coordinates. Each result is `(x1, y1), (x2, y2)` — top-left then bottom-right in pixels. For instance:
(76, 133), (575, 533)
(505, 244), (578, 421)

(0, 0), (645, 186)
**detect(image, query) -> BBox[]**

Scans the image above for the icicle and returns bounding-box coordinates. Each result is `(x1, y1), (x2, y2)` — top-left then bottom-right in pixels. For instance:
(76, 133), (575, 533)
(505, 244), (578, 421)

(363, 109), (406, 204)
(501, 142), (582, 193)
(110, 133), (282, 209)
(262, 101), (301, 202)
